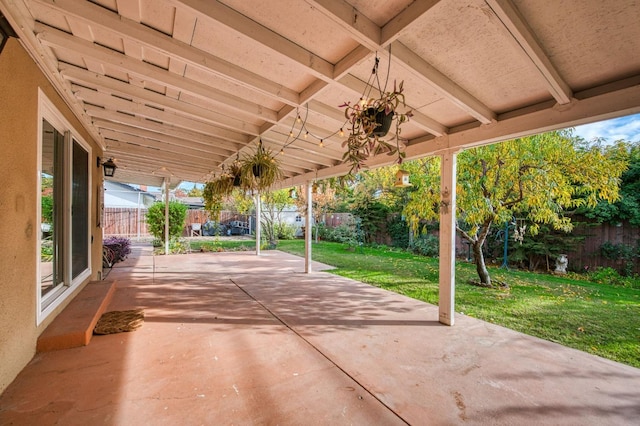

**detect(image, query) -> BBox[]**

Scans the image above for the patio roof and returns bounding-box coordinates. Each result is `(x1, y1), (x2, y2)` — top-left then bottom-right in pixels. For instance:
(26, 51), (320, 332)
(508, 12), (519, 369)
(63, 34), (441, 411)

(2, 0), (640, 188)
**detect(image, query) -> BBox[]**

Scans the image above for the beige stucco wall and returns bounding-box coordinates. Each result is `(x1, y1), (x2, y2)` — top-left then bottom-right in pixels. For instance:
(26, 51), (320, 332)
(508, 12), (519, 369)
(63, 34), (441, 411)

(0, 38), (104, 394)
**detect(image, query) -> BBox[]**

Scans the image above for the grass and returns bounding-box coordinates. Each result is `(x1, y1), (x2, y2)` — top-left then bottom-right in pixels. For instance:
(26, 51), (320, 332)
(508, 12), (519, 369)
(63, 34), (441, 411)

(272, 240), (640, 368)
(186, 238), (639, 368)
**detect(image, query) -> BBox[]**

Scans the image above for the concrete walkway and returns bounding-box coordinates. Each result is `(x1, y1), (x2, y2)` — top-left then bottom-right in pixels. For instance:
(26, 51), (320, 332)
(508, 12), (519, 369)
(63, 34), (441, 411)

(1, 244), (639, 425)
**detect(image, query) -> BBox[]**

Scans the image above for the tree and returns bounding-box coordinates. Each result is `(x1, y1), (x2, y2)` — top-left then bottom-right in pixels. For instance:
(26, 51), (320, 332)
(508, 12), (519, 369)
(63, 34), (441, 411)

(187, 184), (203, 197)
(582, 141), (640, 226)
(146, 201), (188, 241)
(292, 181), (338, 242)
(260, 189), (292, 247)
(404, 131), (628, 286)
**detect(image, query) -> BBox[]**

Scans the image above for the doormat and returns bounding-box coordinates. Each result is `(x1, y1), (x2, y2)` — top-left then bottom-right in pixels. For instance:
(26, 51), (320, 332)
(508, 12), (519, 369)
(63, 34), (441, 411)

(94, 309), (144, 335)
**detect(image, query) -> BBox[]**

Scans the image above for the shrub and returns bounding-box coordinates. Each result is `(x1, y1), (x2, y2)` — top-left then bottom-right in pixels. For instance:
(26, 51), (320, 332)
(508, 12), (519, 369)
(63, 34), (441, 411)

(153, 238), (190, 254)
(103, 236), (132, 261)
(387, 215), (410, 248)
(146, 201), (188, 241)
(589, 266), (640, 289)
(600, 241), (638, 276)
(276, 223), (297, 240)
(412, 234), (439, 257)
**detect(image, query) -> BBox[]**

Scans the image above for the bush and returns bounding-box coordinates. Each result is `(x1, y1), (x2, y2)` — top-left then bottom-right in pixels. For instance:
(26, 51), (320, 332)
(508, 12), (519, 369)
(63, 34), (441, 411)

(600, 241), (638, 277)
(387, 215), (409, 249)
(146, 201), (188, 241)
(153, 237), (190, 254)
(321, 223), (363, 249)
(588, 267), (640, 289)
(412, 234), (439, 257)
(276, 222), (297, 240)
(103, 236), (132, 261)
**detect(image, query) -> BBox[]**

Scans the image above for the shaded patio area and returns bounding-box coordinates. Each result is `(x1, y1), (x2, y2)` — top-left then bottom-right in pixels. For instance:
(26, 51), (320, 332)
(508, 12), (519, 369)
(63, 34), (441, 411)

(1, 244), (639, 425)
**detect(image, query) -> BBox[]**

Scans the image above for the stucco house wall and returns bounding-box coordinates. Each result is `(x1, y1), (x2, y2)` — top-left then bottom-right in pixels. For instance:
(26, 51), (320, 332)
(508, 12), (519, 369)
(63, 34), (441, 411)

(0, 38), (103, 393)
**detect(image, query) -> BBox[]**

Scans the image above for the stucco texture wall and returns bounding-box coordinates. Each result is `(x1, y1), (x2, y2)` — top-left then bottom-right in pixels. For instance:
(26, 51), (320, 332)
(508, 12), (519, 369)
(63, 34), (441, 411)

(0, 38), (103, 393)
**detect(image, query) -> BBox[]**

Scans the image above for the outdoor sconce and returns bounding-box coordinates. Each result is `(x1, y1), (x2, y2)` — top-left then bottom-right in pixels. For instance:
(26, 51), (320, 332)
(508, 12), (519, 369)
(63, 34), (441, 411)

(289, 188), (297, 199)
(394, 170), (412, 187)
(97, 157), (117, 177)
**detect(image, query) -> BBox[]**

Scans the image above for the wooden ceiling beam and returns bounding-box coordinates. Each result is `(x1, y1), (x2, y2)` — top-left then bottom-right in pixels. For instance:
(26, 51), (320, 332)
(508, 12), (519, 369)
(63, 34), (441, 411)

(32, 0), (300, 106)
(59, 64), (261, 136)
(485, 0), (573, 105)
(36, 23), (279, 123)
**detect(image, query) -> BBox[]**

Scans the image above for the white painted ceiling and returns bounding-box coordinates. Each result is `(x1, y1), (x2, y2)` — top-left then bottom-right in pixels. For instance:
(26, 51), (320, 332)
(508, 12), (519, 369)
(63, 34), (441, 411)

(3, 0), (640, 188)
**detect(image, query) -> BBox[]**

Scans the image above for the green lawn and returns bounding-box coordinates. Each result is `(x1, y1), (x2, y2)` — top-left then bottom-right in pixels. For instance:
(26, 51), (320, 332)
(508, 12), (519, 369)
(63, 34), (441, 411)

(274, 240), (640, 368)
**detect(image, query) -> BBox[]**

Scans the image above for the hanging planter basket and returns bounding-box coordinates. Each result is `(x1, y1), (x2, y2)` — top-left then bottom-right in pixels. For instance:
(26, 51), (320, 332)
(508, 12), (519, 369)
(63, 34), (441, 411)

(367, 108), (394, 138)
(252, 164), (262, 177)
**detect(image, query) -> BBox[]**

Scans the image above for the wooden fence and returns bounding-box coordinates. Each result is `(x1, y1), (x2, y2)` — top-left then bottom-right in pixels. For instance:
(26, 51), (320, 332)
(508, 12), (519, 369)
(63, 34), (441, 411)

(102, 208), (251, 238)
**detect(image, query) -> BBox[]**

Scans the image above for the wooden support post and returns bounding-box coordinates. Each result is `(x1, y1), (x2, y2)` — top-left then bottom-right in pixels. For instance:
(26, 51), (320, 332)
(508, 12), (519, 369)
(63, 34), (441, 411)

(305, 181), (313, 273)
(439, 150), (457, 325)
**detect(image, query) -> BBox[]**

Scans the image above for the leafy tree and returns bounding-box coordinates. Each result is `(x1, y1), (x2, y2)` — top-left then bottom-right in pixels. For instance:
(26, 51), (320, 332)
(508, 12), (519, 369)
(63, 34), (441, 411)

(293, 181), (339, 241)
(146, 201), (188, 241)
(344, 166), (411, 243)
(404, 131), (627, 286)
(187, 184), (204, 197)
(582, 141), (639, 226)
(260, 189), (292, 247)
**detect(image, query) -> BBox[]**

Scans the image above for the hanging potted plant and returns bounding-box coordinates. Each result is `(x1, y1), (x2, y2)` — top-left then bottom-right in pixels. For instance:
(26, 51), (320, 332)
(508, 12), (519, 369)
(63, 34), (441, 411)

(340, 79), (413, 174)
(203, 181), (226, 221)
(229, 161), (243, 187)
(240, 140), (283, 191)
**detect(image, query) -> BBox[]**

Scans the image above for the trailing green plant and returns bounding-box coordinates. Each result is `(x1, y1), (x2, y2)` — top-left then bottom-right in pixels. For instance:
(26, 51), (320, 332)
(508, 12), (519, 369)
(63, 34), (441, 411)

(240, 140), (283, 191)
(146, 201), (188, 241)
(203, 182), (225, 221)
(340, 80), (412, 173)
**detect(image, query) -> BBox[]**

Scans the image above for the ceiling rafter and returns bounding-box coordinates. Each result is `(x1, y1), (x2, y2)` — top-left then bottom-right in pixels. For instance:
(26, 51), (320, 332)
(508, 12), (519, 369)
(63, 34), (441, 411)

(390, 41), (497, 124)
(103, 137), (226, 165)
(32, 0), (302, 107)
(59, 64), (262, 137)
(87, 109), (238, 156)
(71, 85), (250, 147)
(36, 23), (280, 123)
(95, 121), (232, 158)
(485, 0), (573, 105)
(173, 0), (335, 82)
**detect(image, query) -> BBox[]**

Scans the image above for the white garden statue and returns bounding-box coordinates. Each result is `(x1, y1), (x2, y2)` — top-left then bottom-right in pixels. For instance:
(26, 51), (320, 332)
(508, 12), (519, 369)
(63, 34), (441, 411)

(554, 254), (568, 274)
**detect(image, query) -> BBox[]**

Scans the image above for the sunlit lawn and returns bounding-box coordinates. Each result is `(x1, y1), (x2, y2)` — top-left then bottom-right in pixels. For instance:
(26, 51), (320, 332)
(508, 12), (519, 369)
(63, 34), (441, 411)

(188, 238), (639, 368)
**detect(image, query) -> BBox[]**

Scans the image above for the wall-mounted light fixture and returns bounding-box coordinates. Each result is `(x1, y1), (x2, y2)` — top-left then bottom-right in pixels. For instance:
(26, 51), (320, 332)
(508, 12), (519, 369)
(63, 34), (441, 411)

(97, 157), (117, 177)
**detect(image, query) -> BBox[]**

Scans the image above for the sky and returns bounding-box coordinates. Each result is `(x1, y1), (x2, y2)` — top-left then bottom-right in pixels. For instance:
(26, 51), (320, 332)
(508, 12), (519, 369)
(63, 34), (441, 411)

(573, 112), (640, 143)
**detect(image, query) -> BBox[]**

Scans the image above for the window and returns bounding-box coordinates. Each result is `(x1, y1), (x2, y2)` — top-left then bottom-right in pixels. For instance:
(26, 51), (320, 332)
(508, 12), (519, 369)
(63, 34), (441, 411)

(38, 91), (92, 324)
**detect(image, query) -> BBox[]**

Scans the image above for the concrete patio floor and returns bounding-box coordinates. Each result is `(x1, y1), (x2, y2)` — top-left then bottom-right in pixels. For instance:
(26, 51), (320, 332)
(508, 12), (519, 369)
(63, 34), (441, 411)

(1, 244), (639, 425)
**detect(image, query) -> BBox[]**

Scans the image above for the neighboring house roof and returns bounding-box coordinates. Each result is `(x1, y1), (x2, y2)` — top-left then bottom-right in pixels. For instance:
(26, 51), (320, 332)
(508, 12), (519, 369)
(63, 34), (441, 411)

(104, 181), (156, 208)
(175, 196), (204, 209)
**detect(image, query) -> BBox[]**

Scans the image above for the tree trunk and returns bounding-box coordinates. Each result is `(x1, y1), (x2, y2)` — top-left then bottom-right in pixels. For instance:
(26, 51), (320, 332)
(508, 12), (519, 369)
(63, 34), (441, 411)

(472, 241), (492, 286)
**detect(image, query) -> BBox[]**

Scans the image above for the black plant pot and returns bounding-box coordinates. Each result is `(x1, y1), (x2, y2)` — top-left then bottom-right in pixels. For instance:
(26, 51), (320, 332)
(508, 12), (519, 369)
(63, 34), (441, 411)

(252, 164), (262, 177)
(233, 174), (242, 187)
(367, 107), (393, 137)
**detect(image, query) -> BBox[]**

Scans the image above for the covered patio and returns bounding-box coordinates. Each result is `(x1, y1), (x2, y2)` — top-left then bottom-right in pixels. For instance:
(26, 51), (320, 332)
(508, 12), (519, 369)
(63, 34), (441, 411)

(1, 244), (638, 424)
